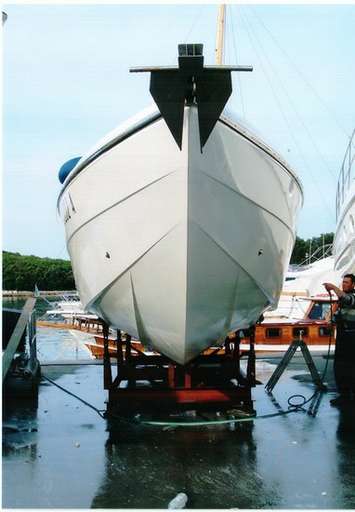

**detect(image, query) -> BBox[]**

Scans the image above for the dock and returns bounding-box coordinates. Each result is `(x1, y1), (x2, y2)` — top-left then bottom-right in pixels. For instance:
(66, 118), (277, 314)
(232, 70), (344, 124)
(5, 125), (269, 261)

(37, 315), (104, 335)
(3, 289), (77, 298)
(3, 298), (41, 398)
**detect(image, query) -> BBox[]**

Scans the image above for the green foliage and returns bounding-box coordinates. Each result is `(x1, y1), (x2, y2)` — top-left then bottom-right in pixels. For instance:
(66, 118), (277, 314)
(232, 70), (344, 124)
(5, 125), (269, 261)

(290, 233), (334, 265)
(2, 251), (76, 291)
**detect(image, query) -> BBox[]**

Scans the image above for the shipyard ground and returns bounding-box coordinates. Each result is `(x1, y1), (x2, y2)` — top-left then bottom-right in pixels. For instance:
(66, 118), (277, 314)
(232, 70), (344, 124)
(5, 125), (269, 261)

(3, 352), (355, 509)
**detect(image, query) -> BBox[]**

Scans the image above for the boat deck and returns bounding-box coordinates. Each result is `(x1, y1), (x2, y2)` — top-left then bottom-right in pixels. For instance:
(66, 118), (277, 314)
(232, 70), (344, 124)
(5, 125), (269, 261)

(3, 351), (355, 509)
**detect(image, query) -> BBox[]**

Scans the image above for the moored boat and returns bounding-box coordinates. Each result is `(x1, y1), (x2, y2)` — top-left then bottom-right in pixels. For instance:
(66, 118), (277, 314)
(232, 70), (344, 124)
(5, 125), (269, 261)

(242, 295), (335, 349)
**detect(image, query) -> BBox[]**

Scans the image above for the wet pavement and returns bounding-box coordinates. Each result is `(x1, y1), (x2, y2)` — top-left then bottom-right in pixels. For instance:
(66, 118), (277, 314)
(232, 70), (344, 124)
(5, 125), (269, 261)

(2, 327), (355, 509)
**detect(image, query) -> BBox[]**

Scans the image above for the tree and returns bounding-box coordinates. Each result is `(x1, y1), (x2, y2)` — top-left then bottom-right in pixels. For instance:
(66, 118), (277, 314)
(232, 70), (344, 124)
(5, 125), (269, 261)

(2, 251), (76, 291)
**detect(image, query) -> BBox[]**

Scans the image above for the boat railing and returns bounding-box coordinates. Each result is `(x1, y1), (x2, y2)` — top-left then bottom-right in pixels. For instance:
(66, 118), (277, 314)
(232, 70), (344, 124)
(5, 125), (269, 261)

(336, 128), (355, 221)
(290, 243), (333, 271)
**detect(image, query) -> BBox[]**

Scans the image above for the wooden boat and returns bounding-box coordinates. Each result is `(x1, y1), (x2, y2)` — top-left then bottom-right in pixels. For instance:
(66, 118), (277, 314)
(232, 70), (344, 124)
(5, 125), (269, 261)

(85, 336), (147, 359)
(85, 333), (227, 359)
(239, 295), (335, 350)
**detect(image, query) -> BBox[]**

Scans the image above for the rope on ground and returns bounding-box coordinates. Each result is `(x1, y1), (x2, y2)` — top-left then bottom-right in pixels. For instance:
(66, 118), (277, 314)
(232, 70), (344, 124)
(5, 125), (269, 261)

(41, 375), (106, 418)
(41, 374), (306, 428)
(140, 409), (299, 427)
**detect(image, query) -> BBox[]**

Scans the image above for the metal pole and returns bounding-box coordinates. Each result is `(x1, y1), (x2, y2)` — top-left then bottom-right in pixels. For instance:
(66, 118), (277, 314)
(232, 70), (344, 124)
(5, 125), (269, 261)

(103, 322), (112, 389)
(233, 331), (241, 378)
(247, 326), (256, 387)
(125, 334), (131, 362)
(116, 329), (123, 372)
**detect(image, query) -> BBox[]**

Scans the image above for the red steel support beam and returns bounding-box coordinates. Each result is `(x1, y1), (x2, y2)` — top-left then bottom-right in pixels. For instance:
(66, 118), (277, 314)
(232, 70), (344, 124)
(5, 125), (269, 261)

(109, 387), (252, 403)
(184, 366), (192, 389)
(168, 364), (175, 388)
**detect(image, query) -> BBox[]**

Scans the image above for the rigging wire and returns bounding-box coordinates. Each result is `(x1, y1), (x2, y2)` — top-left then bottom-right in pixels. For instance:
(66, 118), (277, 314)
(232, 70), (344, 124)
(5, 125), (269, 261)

(248, 5), (352, 141)
(245, 5), (337, 182)
(166, 5), (205, 66)
(241, 9), (337, 218)
(238, 7), (334, 224)
(228, 5), (246, 119)
(182, 5), (205, 45)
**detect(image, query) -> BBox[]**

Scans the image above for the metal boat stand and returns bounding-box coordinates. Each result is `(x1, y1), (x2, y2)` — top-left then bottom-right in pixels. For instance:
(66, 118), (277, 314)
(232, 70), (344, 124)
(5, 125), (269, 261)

(101, 324), (257, 415)
(3, 297), (41, 400)
(265, 333), (327, 394)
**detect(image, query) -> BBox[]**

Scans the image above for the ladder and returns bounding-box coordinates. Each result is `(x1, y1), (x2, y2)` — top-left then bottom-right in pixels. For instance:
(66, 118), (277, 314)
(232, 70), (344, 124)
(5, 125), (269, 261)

(265, 335), (327, 394)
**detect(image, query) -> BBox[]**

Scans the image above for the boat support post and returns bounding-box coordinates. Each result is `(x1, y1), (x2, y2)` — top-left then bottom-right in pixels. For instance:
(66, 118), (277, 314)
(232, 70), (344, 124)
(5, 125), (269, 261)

(103, 322), (112, 389)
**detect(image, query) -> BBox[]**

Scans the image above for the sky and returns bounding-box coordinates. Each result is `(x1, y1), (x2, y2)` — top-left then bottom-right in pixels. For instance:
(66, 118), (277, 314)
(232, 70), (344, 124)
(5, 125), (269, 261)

(2, 3), (355, 259)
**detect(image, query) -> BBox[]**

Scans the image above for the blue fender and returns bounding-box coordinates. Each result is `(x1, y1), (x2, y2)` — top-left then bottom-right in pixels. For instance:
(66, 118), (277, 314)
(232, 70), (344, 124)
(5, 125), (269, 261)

(58, 157), (81, 184)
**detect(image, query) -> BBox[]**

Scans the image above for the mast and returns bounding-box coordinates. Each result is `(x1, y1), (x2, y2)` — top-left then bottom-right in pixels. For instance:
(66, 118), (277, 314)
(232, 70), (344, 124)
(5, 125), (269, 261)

(215, 5), (226, 65)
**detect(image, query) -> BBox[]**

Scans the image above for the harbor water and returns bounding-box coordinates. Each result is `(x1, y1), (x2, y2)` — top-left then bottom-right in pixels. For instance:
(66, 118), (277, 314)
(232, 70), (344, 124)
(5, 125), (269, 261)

(2, 300), (355, 509)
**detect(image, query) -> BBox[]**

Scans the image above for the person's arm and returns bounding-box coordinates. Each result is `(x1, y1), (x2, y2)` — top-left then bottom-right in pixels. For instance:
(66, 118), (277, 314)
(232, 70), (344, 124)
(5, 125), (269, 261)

(323, 283), (355, 306)
(323, 282), (345, 299)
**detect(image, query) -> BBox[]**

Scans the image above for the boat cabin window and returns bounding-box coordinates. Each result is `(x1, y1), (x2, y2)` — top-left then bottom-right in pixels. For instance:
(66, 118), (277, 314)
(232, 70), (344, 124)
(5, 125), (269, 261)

(319, 327), (331, 337)
(308, 302), (331, 320)
(266, 328), (281, 338)
(293, 327), (308, 338)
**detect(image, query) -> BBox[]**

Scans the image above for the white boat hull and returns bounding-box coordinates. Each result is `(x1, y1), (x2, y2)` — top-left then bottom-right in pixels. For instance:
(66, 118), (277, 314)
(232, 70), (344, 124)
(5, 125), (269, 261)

(59, 106), (302, 364)
(334, 128), (355, 275)
(334, 182), (355, 275)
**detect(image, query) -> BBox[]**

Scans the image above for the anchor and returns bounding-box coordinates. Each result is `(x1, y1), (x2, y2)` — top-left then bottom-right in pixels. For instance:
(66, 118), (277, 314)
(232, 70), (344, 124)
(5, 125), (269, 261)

(130, 43), (253, 150)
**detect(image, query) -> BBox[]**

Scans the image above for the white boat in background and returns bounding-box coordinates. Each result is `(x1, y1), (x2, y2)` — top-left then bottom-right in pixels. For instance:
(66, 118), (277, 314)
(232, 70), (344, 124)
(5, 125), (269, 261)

(33, 285), (85, 318)
(333, 128), (355, 274)
(265, 253), (341, 321)
(45, 293), (87, 318)
(284, 254), (340, 297)
(57, 14), (303, 364)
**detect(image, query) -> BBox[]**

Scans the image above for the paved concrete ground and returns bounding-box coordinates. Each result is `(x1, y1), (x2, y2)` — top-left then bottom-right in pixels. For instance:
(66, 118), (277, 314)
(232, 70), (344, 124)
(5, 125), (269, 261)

(2, 348), (355, 509)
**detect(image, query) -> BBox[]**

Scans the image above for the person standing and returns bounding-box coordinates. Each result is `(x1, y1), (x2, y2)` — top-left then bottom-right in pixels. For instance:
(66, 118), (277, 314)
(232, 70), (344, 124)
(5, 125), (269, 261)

(323, 274), (355, 406)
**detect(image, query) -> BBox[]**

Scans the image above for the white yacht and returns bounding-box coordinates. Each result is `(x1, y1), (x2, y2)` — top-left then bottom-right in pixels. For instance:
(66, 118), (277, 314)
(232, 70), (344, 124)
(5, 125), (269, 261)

(333, 129), (355, 274)
(45, 294), (85, 318)
(57, 12), (303, 364)
(265, 253), (341, 321)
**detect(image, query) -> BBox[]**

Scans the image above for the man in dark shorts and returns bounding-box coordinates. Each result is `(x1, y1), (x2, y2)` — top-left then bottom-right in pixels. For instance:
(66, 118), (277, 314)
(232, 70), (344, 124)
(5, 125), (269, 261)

(323, 274), (355, 406)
